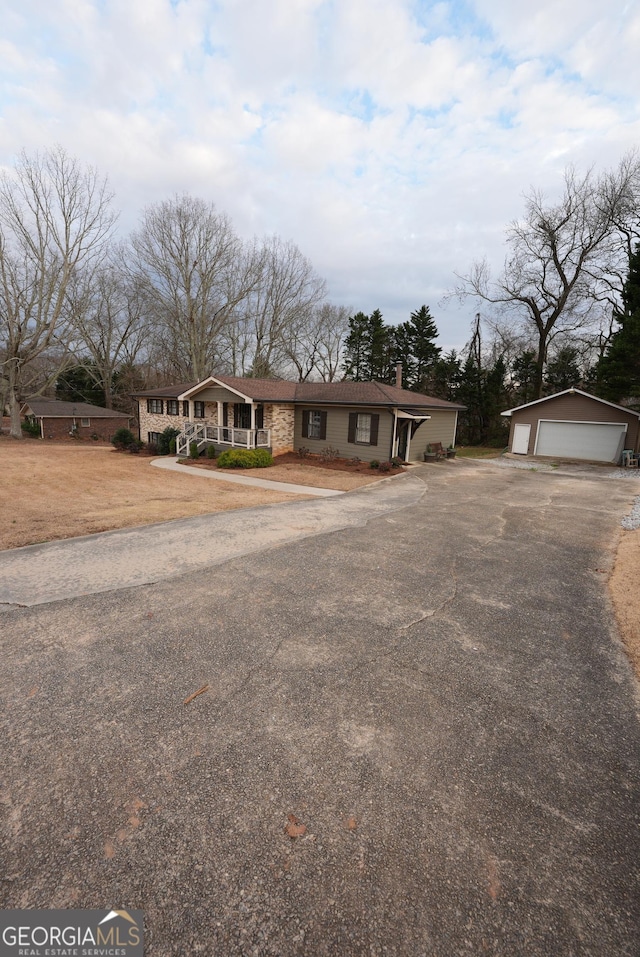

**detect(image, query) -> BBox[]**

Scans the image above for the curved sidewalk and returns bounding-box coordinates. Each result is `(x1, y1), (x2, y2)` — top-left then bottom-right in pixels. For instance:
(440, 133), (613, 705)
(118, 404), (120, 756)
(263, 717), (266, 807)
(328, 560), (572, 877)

(151, 456), (343, 496)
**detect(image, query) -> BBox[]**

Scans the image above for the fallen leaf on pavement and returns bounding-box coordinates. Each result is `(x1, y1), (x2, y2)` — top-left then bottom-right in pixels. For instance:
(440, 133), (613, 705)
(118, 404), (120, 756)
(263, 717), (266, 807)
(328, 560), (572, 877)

(285, 813), (307, 838)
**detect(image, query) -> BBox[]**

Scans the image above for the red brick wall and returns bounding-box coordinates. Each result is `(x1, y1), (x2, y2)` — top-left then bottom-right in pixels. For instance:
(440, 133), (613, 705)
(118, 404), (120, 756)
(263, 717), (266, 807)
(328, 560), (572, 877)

(37, 417), (130, 441)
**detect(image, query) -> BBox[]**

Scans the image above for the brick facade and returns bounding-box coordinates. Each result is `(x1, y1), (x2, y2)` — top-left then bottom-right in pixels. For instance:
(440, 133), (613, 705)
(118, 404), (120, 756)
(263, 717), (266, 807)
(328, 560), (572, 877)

(138, 402), (219, 443)
(138, 398), (295, 454)
(265, 403), (295, 454)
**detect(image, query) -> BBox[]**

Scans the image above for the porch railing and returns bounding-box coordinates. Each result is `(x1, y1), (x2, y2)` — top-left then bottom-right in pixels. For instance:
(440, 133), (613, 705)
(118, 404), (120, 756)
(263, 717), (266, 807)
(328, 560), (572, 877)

(176, 422), (271, 456)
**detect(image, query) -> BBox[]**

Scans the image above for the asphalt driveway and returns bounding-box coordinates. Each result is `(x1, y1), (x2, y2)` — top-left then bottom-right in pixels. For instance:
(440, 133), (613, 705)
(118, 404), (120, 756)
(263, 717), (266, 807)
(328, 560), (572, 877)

(1, 461), (639, 956)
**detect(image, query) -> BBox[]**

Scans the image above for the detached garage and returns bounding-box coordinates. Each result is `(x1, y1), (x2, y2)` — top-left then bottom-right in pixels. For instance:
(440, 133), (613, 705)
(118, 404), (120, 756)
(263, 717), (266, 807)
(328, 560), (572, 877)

(502, 389), (640, 464)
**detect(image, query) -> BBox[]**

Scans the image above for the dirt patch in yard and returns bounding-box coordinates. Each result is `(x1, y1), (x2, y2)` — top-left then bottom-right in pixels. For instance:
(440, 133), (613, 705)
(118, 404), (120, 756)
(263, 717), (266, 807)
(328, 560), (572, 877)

(182, 451), (397, 491)
(0, 438), (311, 550)
(609, 528), (640, 683)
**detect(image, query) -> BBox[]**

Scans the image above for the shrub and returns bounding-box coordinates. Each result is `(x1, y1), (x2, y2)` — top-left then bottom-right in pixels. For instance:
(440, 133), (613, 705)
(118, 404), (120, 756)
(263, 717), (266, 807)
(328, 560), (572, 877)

(112, 427), (136, 450)
(21, 419), (41, 438)
(391, 457), (403, 469)
(169, 438), (177, 455)
(351, 456), (362, 466)
(146, 442), (159, 455)
(378, 460), (392, 473)
(206, 444), (217, 459)
(217, 448), (274, 469)
(158, 426), (181, 455)
(320, 446), (339, 462)
(369, 460), (380, 469)
(128, 439), (143, 454)
(297, 446), (310, 459)
(189, 441), (200, 459)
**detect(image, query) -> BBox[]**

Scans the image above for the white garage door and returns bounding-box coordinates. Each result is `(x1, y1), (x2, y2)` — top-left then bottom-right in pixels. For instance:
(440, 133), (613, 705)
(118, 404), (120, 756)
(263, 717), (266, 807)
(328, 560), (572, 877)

(535, 421), (627, 463)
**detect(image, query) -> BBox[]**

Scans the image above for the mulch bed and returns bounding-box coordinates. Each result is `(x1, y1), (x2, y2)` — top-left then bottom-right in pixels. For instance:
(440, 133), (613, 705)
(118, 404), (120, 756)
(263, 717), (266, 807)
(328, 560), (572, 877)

(271, 452), (401, 474)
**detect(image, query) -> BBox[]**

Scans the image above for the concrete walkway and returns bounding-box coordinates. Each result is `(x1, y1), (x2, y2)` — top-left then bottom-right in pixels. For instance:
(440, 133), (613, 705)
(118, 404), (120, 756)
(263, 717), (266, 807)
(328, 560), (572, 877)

(0, 472), (425, 608)
(151, 456), (343, 496)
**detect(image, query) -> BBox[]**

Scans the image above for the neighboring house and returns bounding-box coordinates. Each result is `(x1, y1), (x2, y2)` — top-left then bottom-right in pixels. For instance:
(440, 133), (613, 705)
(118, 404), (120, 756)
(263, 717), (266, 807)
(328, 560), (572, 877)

(21, 399), (131, 441)
(501, 388), (640, 463)
(133, 375), (464, 463)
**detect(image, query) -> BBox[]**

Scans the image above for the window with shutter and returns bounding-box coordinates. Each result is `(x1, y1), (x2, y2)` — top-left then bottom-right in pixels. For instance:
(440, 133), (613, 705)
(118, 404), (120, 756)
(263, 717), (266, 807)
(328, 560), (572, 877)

(348, 412), (379, 446)
(302, 409), (327, 440)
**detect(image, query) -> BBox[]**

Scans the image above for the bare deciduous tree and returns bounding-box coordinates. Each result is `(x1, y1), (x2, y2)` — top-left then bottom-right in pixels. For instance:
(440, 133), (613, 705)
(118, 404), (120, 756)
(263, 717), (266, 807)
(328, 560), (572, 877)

(67, 244), (149, 408)
(455, 154), (640, 398)
(0, 146), (116, 436)
(284, 302), (350, 381)
(228, 237), (326, 378)
(131, 195), (259, 381)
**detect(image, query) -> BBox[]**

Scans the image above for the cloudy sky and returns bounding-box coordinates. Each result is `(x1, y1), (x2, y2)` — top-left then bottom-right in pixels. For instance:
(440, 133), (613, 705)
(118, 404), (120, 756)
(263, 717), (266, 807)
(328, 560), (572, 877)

(2, 0), (639, 350)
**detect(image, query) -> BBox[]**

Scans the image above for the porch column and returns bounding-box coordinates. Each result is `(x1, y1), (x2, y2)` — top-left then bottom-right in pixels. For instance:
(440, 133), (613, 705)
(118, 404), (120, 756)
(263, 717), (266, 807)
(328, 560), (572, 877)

(217, 401), (223, 429)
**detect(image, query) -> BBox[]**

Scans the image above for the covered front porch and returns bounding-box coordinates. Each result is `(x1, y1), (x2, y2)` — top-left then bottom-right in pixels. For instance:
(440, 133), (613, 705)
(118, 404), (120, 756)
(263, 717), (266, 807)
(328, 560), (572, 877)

(176, 422), (271, 457)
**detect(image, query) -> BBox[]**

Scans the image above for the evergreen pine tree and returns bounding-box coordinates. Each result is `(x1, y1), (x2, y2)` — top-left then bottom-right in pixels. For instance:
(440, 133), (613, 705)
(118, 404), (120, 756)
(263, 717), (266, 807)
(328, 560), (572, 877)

(343, 312), (371, 381)
(408, 305), (441, 391)
(369, 309), (394, 382)
(511, 350), (538, 405)
(596, 244), (640, 403)
(544, 346), (582, 393)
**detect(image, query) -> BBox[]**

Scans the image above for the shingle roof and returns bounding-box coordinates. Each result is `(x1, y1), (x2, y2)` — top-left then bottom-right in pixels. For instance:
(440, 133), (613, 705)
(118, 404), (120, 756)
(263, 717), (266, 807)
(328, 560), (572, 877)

(131, 382), (198, 398)
(133, 376), (465, 410)
(23, 399), (130, 418)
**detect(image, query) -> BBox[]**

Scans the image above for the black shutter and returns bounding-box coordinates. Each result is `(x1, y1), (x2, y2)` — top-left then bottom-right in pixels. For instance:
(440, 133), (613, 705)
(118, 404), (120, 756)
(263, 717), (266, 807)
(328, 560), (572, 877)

(147, 399), (151, 413)
(348, 412), (357, 444)
(369, 414), (379, 446)
(256, 405), (264, 429)
(302, 410), (309, 438)
(319, 411), (327, 440)
(223, 403), (228, 427)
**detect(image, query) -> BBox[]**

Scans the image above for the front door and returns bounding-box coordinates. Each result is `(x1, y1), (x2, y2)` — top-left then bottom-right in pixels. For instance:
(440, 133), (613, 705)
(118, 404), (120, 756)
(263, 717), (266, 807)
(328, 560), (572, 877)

(234, 403), (252, 429)
(397, 423), (409, 460)
(512, 423), (531, 454)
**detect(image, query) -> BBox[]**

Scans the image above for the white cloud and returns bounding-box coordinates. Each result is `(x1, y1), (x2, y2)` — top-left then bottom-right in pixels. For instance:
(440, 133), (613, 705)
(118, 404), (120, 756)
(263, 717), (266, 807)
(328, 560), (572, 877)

(0, 0), (638, 349)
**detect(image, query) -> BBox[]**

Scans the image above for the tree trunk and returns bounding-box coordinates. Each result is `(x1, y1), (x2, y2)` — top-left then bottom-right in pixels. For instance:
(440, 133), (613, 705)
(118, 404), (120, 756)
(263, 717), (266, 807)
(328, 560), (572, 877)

(7, 360), (23, 439)
(533, 333), (547, 400)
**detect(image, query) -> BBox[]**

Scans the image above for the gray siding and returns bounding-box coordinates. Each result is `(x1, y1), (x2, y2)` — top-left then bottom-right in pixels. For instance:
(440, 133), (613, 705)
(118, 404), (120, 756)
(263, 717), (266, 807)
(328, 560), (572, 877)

(186, 386), (247, 403)
(507, 394), (639, 454)
(409, 411), (458, 461)
(294, 406), (395, 462)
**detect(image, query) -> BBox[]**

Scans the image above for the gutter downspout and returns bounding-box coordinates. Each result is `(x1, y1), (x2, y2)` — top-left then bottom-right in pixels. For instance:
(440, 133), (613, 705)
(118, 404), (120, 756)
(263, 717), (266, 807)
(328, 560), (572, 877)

(391, 408), (398, 459)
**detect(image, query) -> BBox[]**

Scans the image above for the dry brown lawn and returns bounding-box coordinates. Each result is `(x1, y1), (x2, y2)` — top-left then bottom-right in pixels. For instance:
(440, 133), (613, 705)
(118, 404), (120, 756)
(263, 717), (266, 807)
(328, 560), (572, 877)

(609, 529), (640, 683)
(0, 438), (316, 550)
(0, 438), (390, 551)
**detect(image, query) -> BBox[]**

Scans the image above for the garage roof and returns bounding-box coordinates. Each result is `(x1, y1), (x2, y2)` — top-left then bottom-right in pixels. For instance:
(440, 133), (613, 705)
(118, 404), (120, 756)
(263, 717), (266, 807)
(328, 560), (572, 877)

(501, 388), (640, 419)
